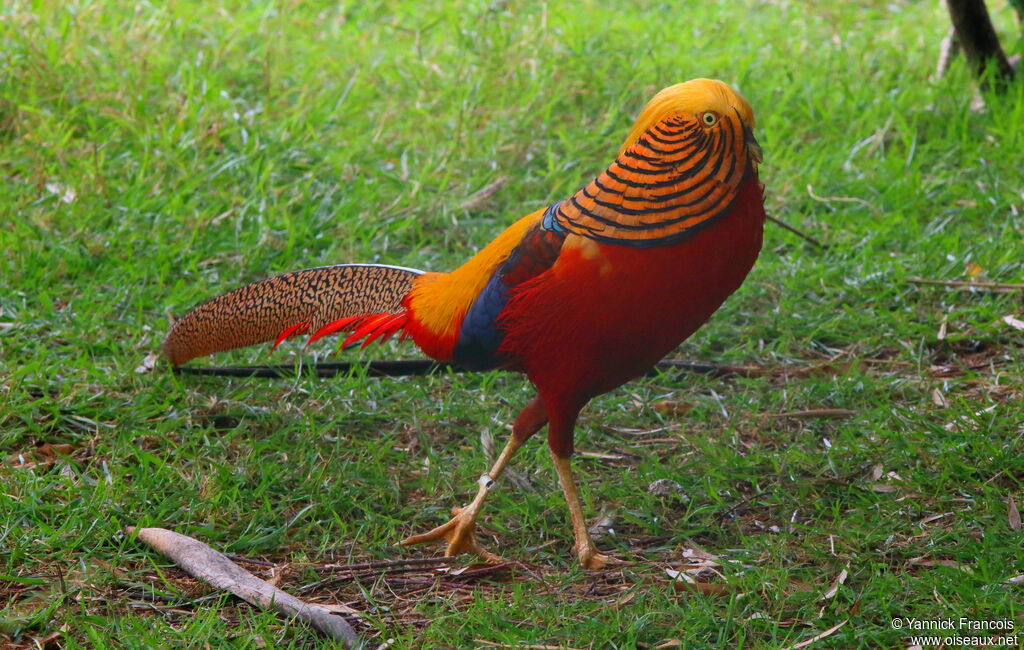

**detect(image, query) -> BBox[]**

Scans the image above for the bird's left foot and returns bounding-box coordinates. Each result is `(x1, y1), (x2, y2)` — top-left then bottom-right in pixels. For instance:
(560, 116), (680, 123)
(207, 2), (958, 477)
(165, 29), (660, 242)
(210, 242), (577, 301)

(400, 505), (505, 564)
(577, 544), (622, 570)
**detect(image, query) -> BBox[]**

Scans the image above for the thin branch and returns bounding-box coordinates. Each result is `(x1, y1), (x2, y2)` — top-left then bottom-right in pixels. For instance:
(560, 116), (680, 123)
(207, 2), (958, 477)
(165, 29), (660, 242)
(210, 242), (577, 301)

(173, 358), (754, 379)
(767, 215), (829, 250)
(175, 359), (449, 378)
(226, 555), (278, 567)
(718, 490), (776, 520)
(651, 360), (760, 378)
(806, 184), (880, 215)
(765, 408), (857, 419)
(908, 277), (1024, 292)
(127, 527), (361, 647)
(317, 556), (452, 573)
(460, 176), (508, 210)
(934, 26), (961, 80)
(445, 561), (520, 582)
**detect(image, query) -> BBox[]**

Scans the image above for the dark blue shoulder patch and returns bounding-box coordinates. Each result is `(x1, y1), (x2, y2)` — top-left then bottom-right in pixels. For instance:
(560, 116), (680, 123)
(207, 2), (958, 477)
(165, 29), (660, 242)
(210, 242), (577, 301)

(452, 273), (510, 370)
(453, 223), (567, 370)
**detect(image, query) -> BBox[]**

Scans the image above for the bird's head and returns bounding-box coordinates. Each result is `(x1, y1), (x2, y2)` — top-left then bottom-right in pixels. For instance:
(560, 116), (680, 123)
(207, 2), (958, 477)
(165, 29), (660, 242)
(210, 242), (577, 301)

(620, 78), (762, 166)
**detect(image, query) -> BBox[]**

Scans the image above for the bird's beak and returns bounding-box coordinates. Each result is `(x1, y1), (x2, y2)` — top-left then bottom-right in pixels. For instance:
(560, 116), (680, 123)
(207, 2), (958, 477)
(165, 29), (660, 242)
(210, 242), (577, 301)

(744, 126), (763, 164)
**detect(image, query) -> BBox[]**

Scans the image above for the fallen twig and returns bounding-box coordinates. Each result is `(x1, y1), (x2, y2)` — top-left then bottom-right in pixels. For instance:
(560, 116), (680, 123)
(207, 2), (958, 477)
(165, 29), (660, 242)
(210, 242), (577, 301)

(718, 490), (775, 520)
(317, 556), (452, 573)
(806, 184), (880, 215)
(300, 564), (449, 593)
(782, 619), (848, 650)
(175, 359), (450, 378)
(765, 409), (857, 420)
(670, 580), (732, 597)
(471, 642), (585, 650)
(385, 576), (501, 592)
(445, 561), (519, 582)
(226, 555), (278, 567)
(474, 641), (585, 650)
(908, 277), (1024, 292)
(126, 527), (361, 647)
(460, 176), (508, 210)
(934, 25), (960, 80)
(173, 358), (756, 379)
(654, 359), (760, 377)
(767, 215), (829, 250)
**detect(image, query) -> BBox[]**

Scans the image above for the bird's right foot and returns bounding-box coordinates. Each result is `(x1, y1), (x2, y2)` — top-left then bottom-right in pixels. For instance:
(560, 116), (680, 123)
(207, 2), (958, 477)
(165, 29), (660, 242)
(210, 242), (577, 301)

(576, 545), (621, 571)
(401, 503), (505, 564)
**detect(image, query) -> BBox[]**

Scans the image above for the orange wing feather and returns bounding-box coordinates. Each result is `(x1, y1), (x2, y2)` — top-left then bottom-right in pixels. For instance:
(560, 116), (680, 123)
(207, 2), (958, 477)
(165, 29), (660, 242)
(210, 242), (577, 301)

(402, 209), (545, 361)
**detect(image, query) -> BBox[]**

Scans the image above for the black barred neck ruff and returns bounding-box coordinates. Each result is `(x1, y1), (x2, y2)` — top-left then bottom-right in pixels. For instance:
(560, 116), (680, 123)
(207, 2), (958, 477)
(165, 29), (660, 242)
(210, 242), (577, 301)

(544, 113), (751, 248)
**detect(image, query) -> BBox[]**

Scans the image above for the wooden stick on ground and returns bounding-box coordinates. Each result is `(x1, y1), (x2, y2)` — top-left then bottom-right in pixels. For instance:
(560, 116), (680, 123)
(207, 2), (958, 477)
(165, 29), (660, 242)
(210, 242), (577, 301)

(126, 526), (362, 647)
(765, 408), (857, 420)
(172, 358), (757, 379)
(767, 215), (829, 250)
(908, 277), (1024, 292)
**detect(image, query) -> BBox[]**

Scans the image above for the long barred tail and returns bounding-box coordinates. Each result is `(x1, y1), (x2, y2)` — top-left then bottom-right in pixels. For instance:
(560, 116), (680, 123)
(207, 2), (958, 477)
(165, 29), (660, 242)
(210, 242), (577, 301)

(163, 264), (423, 365)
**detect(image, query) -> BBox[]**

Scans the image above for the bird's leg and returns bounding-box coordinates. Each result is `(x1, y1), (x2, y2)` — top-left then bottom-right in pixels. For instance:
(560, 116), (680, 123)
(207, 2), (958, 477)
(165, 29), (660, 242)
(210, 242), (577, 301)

(546, 406), (617, 570)
(401, 436), (522, 562)
(401, 397), (547, 562)
(549, 451), (616, 570)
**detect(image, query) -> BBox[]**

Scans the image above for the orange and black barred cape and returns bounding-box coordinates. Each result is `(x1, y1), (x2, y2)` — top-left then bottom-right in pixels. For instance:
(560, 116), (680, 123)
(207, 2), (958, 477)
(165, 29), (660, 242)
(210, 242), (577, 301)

(543, 112), (751, 247)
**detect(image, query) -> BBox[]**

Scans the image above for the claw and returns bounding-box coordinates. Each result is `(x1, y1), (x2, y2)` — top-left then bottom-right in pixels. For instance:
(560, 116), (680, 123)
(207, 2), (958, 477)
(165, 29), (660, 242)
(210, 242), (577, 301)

(577, 548), (621, 571)
(401, 505), (505, 564)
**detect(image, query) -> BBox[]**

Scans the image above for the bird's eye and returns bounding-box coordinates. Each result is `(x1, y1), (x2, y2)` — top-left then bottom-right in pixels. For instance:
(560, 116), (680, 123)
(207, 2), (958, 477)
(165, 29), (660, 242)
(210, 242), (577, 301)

(701, 112), (719, 126)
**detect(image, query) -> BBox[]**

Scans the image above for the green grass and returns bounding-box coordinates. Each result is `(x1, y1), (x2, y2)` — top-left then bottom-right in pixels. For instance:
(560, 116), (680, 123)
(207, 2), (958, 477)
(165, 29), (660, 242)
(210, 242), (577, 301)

(2, 0), (1024, 647)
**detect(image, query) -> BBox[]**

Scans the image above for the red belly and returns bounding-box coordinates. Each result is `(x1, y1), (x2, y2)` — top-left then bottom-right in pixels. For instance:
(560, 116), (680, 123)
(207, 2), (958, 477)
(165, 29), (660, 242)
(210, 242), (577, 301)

(497, 175), (766, 408)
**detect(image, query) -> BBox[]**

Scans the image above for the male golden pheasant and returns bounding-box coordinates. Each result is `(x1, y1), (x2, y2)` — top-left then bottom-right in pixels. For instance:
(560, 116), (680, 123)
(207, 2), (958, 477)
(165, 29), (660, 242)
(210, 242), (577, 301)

(164, 79), (766, 569)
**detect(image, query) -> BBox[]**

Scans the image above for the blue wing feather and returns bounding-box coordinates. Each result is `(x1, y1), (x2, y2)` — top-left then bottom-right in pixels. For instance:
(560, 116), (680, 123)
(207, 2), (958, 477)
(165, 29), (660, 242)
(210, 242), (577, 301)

(453, 219), (566, 369)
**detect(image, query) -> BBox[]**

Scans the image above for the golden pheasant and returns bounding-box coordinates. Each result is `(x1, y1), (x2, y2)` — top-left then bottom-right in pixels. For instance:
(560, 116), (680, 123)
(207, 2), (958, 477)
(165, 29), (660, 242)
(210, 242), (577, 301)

(164, 78), (766, 569)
